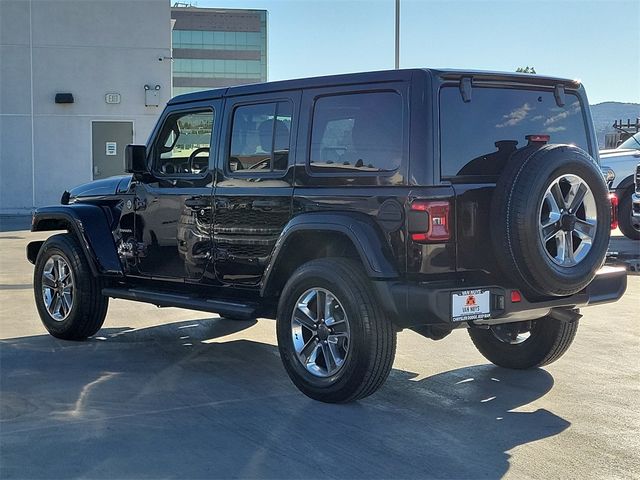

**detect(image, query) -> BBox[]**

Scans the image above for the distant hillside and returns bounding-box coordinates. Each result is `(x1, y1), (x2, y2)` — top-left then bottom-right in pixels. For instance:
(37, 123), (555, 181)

(590, 102), (640, 148)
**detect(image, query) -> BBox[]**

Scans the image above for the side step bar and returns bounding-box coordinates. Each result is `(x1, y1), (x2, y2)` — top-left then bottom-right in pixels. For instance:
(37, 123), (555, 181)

(102, 287), (259, 320)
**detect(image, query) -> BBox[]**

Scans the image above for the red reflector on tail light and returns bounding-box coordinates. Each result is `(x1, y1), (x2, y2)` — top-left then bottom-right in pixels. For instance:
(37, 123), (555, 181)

(409, 200), (450, 243)
(610, 193), (618, 230)
(510, 290), (522, 303)
(409, 202), (429, 212)
(410, 233), (429, 242)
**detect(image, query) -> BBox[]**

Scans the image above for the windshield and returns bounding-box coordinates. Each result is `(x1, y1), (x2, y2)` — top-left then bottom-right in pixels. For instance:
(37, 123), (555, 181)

(618, 132), (640, 150)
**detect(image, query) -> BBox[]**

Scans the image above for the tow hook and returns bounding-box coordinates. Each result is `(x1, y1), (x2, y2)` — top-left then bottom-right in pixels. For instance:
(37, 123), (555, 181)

(549, 307), (582, 323)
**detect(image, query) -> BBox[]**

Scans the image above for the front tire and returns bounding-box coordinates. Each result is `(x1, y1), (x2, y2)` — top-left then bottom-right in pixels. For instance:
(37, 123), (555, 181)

(276, 258), (396, 403)
(468, 317), (579, 369)
(618, 186), (640, 240)
(34, 234), (109, 340)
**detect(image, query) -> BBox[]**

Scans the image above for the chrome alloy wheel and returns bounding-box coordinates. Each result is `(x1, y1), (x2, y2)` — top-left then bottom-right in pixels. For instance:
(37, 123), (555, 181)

(538, 174), (598, 267)
(631, 206), (640, 232)
(42, 254), (74, 322)
(291, 288), (351, 378)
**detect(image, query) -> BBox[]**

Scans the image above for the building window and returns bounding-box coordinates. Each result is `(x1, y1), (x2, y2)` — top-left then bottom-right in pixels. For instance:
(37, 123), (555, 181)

(309, 92), (403, 173)
(228, 102), (292, 173)
(173, 59), (263, 78)
(172, 29), (266, 51)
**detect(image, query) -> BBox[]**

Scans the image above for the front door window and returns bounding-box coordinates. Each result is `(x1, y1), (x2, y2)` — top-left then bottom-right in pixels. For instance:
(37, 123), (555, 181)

(155, 111), (214, 176)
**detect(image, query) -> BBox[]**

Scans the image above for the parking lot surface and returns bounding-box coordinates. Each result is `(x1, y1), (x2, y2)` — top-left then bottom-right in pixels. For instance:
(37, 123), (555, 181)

(1, 224), (639, 479)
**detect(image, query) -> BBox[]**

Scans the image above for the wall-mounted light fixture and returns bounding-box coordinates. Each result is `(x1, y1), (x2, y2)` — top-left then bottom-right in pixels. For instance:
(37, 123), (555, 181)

(55, 93), (74, 104)
(144, 84), (161, 107)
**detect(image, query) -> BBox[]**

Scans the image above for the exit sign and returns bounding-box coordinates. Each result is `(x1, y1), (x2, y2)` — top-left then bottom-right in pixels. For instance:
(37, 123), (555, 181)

(105, 93), (121, 104)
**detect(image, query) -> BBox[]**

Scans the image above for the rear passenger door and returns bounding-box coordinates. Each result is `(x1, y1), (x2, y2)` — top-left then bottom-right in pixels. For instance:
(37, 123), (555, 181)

(213, 91), (300, 286)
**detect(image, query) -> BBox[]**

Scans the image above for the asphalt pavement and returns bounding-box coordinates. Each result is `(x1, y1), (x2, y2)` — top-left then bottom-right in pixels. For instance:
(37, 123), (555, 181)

(0, 222), (638, 479)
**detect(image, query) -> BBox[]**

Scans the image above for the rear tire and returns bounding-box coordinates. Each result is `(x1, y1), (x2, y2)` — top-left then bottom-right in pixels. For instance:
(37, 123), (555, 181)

(468, 317), (579, 369)
(34, 234), (108, 340)
(276, 258), (396, 403)
(618, 187), (640, 240)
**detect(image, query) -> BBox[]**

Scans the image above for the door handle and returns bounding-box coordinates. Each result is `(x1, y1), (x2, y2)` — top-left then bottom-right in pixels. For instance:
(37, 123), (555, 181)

(185, 197), (210, 209)
(252, 200), (279, 208)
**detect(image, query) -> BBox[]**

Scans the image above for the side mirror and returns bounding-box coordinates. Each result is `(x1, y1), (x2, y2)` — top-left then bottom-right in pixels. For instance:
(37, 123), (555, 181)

(125, 144), (148, 174)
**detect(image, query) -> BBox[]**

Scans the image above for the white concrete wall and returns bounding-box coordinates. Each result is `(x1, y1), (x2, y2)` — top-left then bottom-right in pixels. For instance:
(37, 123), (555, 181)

(0, 0), (172, 214)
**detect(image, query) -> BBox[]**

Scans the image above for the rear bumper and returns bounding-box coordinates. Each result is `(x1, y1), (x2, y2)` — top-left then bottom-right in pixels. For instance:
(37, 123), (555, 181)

(375, 266), (628, 329)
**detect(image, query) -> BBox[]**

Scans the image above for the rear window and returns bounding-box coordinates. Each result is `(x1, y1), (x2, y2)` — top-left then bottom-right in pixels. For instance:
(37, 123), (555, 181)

(440, 87), (590, 178)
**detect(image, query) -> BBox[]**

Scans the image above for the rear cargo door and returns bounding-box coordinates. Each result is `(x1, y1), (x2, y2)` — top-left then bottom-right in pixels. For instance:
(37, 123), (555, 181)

(438, 85), (591, 272)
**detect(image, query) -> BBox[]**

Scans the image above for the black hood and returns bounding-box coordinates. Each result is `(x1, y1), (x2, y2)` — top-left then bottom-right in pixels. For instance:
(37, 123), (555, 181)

(67, 175), (132, 200)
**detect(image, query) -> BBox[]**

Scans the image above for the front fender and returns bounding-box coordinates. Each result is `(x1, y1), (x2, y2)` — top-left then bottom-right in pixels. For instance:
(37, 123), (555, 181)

(30, 204), (123, 276)
(261, 212), (399, 296)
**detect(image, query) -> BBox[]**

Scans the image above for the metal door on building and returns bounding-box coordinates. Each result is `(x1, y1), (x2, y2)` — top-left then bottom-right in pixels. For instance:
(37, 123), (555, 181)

(92, 121), (134, 180)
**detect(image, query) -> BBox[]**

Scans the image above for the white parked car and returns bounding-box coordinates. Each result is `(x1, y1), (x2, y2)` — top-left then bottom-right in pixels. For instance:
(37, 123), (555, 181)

(600, 132), (640, 239)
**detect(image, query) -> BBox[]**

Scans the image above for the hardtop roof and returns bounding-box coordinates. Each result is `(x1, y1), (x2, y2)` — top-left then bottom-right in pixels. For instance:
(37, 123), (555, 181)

(167, 68), (580, 105)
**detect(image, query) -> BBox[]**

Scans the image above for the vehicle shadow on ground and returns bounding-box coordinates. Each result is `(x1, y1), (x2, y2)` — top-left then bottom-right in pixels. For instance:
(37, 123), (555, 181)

(0, 318), (569, 479)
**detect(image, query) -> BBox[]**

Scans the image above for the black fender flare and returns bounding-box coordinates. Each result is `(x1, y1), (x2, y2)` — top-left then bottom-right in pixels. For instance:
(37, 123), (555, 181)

(260, 212), (399, 296)
(614, 174), (635, 194)
(29, 204), (123, 276)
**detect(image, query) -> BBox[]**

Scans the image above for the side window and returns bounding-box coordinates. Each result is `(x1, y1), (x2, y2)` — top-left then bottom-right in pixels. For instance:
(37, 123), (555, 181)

(228, 101), (292, 173)
(155, 110), (214, 176)
(309, 92), (402, 173)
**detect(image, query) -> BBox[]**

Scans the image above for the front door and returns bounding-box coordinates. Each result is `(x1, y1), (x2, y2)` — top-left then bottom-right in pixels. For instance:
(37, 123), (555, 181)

(133, 102), (219, 281)
(92, 121), (133, 179)
(213, 91), (300, 285)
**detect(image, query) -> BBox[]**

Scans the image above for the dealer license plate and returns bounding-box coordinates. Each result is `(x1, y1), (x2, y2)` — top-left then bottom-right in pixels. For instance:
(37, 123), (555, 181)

(451, 289), (491, 322)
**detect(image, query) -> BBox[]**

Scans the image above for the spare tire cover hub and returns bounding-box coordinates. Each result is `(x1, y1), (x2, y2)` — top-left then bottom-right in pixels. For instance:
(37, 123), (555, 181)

(538, 173), (597, 267)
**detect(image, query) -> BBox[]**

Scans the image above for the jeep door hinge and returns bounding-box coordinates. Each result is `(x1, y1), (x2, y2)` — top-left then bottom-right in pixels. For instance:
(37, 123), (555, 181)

(134, 197), (147, 211)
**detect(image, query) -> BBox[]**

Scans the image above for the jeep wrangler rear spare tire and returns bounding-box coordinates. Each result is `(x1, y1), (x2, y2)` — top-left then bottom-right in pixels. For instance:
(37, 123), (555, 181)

(276, 258), (396, 403)
(34, 234), (109, 340)
(492, 144), (610, 298)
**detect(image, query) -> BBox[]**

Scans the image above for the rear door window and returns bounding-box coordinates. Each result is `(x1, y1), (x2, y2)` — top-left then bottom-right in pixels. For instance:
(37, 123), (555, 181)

(228, 101), (292, 173)
(440, 87), (590, 178)
(309, 91), (403, 173)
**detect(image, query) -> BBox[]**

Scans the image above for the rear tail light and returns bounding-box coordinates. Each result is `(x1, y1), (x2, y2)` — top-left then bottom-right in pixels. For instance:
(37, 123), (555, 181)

(409, 200), (450, 243)
(510, 290), (522, 303)
(610, 193), (618, 230)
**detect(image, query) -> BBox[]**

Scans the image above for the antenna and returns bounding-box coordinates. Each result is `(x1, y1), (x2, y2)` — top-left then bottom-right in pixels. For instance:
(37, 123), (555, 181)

(395, 0), (400, 69)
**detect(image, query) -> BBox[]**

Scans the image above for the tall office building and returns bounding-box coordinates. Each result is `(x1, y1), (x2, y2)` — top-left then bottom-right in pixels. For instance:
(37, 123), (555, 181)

(171, 6), (268, 95)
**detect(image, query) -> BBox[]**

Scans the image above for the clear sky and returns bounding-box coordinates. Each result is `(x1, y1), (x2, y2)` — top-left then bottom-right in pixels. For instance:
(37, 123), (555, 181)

(197, 0), (640, 104)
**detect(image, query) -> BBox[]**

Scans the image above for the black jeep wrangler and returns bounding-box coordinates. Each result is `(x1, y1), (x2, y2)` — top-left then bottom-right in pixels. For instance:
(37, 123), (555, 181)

(27, 69), (627, 403)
